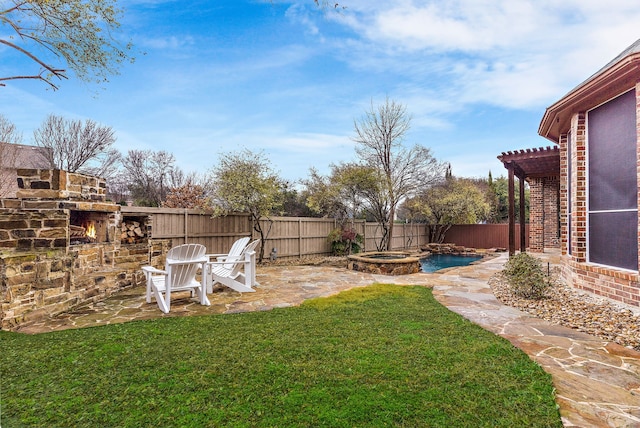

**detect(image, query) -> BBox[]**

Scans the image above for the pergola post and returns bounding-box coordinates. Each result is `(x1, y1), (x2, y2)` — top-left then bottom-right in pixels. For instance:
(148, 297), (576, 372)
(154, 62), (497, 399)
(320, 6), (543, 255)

(519, 174), (526, 252)
(508, 166), (515, 256)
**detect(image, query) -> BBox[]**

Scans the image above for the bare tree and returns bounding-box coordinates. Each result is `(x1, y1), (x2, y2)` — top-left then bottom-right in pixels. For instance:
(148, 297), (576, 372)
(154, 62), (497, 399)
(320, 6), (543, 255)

(0, 115), (22, 197)
(0, 0), (134, 90)
(33, 114), (117, 176)
(352, 97), (445, 250)
(0, 114), (22, 145)
(120, 149), (180, 206)
(81, 148), (122, 182)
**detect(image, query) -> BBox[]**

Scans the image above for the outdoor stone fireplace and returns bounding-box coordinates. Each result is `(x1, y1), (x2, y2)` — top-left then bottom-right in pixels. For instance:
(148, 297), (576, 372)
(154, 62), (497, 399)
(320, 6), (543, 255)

(0, 169), (161, 330)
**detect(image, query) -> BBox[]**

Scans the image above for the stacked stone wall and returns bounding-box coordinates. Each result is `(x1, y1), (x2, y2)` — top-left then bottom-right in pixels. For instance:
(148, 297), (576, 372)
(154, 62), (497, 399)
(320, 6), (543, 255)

(0, 209), (68, 250)
(0, 168), (167, 329)
(0, 239), (171, 329)
(15, 169), (106, 201)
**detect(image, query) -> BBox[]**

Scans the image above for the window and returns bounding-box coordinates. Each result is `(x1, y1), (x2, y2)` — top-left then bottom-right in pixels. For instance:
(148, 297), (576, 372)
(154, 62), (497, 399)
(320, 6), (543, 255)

(587, 89), (638, 270)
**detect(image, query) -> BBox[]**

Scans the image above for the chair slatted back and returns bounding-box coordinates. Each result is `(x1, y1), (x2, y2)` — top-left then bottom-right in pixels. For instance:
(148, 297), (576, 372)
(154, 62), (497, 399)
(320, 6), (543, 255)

(228, 239), (260, 276)
(166, 244), (207, 288)
(222, 237), (250, 269)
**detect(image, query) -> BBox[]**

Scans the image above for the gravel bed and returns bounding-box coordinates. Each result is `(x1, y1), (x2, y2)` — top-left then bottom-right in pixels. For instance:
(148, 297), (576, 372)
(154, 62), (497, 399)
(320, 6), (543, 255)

(489, 271), (640, 351)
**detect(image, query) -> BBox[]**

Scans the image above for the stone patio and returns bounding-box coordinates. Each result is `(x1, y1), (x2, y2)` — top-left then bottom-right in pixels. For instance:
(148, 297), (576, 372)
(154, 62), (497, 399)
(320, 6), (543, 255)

(12, 252), (640, 427)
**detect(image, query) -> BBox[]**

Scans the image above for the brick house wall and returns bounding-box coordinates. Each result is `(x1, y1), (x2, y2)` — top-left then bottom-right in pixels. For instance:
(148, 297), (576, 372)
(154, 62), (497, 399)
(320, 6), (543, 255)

(557, 100), (639, 308)
(529, 177), (560, 253)
(538, 39), (640, 309)
(528, 176), (560, 252)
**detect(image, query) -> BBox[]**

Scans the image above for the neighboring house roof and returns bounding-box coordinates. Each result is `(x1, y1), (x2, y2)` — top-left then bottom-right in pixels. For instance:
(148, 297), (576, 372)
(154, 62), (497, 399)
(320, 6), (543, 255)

(0, 142), (52, 168)
(539, 38), (640, 142)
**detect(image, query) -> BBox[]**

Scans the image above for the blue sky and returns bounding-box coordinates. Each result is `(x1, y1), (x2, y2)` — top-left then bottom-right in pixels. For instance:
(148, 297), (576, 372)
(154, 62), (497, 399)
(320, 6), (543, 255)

(2, 0), (640, 183)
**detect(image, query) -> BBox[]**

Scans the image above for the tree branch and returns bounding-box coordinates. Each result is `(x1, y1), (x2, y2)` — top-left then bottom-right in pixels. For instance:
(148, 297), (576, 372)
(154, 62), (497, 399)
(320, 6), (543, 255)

(0, 39), (66, 85)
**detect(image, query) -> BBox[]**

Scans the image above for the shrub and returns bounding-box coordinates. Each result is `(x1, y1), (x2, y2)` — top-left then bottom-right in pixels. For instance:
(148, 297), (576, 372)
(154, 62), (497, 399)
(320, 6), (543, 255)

(327, 227), (364, 256)
(502, 253), (551, 300)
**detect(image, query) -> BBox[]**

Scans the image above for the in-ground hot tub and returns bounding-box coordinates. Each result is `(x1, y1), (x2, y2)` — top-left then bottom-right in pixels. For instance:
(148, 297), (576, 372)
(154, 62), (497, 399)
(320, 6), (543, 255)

(347, 251), (420, 275)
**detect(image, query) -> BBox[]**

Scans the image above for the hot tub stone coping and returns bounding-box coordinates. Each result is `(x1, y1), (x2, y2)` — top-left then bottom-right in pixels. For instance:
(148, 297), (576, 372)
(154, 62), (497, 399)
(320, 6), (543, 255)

(347, 251), (420, 264)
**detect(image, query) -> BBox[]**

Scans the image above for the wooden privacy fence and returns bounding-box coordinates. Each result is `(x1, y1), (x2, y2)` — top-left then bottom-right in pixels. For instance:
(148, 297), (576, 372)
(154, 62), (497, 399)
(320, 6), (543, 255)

(122, 207), (252, 255)
(256, 218), (430, 258)
(123, 207), (526, 259)
(439, 224), (529, 249)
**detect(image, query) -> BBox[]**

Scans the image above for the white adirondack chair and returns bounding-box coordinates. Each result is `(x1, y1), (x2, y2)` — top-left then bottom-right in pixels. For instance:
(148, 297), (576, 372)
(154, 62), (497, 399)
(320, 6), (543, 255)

(206, 239), (260, 293)
(142, 243), (210, 313)
(206, 237), (250, 269)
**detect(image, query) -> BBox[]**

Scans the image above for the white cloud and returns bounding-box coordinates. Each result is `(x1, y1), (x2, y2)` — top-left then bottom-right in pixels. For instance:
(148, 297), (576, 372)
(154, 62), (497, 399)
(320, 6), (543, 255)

(285, 4), (321, 37)
(371, 1), (540, 52)
(323, 0), (640, 110)
(138, 35), (195, 50)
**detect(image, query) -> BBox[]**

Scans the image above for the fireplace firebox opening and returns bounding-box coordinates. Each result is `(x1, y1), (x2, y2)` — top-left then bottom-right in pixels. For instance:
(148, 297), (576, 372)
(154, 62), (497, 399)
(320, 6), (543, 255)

(69, 211), (109, 245)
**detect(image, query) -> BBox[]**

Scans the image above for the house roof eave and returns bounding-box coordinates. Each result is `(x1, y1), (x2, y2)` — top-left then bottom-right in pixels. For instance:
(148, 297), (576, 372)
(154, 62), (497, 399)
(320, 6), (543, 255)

(539, 50), (640, 142)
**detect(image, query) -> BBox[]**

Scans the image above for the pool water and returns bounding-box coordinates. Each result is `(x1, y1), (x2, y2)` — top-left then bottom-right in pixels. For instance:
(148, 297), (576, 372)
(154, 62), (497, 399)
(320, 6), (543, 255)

(420, 254), (483, 273)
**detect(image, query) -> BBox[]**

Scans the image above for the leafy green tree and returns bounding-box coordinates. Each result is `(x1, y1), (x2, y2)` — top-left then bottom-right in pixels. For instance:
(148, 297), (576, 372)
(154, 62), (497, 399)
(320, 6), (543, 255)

(303, 163), (375, 254)
(352, 97), (445, 250)
(207, 149), (286, 261)
(486, 175), (529, 223)
(302, 163), (376, 225)
(281, 186), (315, 217)
(404, 177), (490, 243)
(0, 0), (134, 90)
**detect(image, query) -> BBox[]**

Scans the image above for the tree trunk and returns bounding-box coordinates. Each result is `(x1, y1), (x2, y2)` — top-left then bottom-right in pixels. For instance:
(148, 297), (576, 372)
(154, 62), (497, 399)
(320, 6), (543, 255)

(386, 204), (396, 251)
(375, 224), (388, 251)
(430, 224), (452, 244)
(252, 215), (266, 262)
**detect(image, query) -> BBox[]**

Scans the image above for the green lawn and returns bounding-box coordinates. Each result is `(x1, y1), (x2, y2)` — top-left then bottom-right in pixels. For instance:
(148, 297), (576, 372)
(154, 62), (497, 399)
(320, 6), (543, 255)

(0, 284), (561, 427)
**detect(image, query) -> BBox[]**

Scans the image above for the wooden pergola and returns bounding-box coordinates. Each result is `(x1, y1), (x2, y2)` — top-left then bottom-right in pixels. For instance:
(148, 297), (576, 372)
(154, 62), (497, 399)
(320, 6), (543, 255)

(498, 146), (560, 255)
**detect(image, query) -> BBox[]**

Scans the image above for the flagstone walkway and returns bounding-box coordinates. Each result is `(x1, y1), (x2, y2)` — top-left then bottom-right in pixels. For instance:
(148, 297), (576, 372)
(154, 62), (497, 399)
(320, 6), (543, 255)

(14, 252), (640, 427)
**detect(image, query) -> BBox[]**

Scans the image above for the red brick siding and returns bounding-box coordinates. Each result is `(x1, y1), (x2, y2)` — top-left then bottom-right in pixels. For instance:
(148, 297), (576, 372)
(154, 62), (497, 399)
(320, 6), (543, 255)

(528, 176), (560, 253)
(558, 88), (640, 308)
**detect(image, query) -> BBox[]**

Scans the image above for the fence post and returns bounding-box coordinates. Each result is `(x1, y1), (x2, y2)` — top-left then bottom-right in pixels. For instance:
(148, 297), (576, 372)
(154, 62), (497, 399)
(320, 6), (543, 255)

(298, 218), (302, 258)
(403, 223), (406, 250)
(362, 219), (367, 253)
(184, 209), (188, 242)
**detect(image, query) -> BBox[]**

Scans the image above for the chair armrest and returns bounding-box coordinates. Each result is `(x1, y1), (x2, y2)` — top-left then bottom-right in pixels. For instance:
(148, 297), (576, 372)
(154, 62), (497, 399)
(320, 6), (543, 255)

(205, 253), (228, 260)
(206, 259), (248, 265)
(166, 258), (207, 267)
(142, 266), (166, 275)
